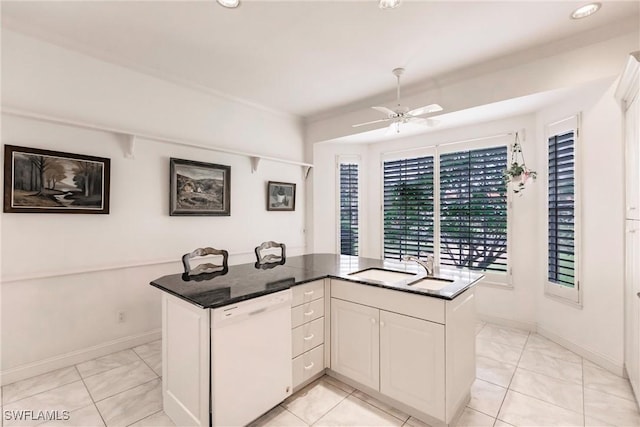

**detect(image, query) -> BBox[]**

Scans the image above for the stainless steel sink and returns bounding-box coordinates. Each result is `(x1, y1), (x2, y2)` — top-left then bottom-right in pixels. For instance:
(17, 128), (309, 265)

(348, 268), (416, 283)
(409, 277), (454, 291)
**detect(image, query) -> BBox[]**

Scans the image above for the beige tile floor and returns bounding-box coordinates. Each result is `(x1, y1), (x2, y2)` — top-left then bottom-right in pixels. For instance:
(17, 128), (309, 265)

(2, 323), (639, 427)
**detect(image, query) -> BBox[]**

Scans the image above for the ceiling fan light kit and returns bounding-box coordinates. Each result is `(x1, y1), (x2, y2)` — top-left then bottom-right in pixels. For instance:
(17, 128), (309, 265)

(217, 0), (240, 8)
(570, 2), (601, 19)
(379, 0), (402, 10)
(352, 67), (443, 134)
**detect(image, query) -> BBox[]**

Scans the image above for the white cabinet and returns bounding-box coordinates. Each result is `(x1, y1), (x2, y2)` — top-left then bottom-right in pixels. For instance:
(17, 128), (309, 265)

(330, 298), (380, 389)
(329, 279), (475, 425)
(626, 221), (640, 403)
(618, 51), (640, 408)
(161, 293), (210, 427)
(379, 310), (445, 418)
(331, 298), (445, 420)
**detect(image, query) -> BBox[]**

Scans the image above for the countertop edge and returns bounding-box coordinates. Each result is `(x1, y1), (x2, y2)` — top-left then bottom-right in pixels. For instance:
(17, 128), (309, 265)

(150, 266), (484, 309)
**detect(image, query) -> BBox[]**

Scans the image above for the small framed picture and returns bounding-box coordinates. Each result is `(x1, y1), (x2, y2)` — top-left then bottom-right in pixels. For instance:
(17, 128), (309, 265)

(170, 158), (231, 216)
(267, 181), (296, 211)
(3, 145), (110, 214)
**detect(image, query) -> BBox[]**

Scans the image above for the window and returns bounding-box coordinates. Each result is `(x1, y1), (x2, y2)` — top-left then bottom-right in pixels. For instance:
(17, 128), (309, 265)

(339, 162), (359, 255)
(383, 156), (435, 260)
(380, 139), (511, 284)
(440, 146), (508, 272)
(546, 115), (580, 303)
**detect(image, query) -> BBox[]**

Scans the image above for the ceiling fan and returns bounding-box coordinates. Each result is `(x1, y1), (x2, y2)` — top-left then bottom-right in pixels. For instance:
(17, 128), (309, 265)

(352, 67), (443, 134)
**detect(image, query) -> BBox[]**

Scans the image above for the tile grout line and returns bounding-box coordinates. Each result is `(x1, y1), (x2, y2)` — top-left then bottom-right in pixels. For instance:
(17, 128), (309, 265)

(295, 377), (353, 426)
(74, 365), (108, 427)
(1, 368), (82, 406)
(2, 376), (87, 409)
(515, 363), (582, 385)
(95, 377), (163, 427)
(349, 391), (410, 424)
(94, 376), (160, 404)
(125, 409), (163, 427)
(279, 406), (309, 427)
(79, 350), (144, 382)
(84, 365), (159, 404)
(133, 350), (161, 378)
(493, 330), (530, 425)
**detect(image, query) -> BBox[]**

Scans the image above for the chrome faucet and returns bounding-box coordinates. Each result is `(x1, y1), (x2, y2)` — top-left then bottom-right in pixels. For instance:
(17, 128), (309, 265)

(403, 254), (435, 276)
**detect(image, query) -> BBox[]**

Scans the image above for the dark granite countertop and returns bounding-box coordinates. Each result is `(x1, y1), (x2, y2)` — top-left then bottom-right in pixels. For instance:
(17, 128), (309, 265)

(149, 253), (483, 309)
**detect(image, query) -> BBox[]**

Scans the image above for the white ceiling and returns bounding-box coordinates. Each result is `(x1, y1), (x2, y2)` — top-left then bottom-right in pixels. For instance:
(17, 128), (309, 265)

(1, 1), (638, 119)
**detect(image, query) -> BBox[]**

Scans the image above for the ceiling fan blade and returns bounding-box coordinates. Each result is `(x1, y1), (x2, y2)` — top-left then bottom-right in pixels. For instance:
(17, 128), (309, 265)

(372, 106), (396, 117)
(352, 118), (391, 128)
(407, 104), (443, 117)
(409, 117), (440, 127)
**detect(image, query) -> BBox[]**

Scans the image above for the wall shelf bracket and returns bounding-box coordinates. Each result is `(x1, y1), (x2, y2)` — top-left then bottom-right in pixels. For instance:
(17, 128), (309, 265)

(250, 156), (261, 173)
(303, 165), (312, 180)
(125, 135), (137, 159)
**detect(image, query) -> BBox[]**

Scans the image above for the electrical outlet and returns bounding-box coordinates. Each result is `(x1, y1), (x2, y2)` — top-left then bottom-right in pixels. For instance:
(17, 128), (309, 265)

(118, 311), (125, 323)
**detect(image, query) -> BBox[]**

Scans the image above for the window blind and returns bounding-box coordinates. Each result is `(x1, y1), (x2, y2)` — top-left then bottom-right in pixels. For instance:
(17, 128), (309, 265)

(548, 131), (575, 287)
(440, 146), (508, 272)
(340, 163), (359, 256)
(383, 156), (434, 260)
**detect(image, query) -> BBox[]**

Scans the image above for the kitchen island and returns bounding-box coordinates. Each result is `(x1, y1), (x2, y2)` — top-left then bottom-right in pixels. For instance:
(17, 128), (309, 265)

(151, 254), (483, 427)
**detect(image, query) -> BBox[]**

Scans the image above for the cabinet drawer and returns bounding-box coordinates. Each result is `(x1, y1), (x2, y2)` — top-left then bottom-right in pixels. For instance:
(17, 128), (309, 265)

(292, 317), (324, 358)
(292, 280), (324, 307)
(292, 344), (324, 389)
(292, 298), (324, 329)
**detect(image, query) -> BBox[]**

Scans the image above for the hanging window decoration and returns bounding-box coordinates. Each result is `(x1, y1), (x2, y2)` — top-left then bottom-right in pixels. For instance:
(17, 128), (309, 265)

(504, 132), (537, 194)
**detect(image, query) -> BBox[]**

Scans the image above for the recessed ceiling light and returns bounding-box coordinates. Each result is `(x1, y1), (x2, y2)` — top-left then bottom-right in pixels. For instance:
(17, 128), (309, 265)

(379, 0), (401, 10)
(571, 2), (601, 19)
(217, 0), (240, 8)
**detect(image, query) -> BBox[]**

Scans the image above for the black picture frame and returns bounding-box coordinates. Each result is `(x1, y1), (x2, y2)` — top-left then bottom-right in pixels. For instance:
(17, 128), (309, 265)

(170, 158), (231, 216)
(267, 181), (296, 211)
(3, 144), (111, 214)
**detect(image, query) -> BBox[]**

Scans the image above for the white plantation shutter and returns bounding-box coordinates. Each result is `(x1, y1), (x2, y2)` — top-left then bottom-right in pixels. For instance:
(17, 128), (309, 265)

(548, 131), (576, 287)
(340, 163), (359, 256)
(383, 156), (435, 260)
(439, 146), (508, 272)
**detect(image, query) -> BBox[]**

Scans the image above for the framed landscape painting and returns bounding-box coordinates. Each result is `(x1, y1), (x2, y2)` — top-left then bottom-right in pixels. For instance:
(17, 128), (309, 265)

(3, 145), (110, 214)
(170, 158), (231, 216)
(267, 181), (296, 211)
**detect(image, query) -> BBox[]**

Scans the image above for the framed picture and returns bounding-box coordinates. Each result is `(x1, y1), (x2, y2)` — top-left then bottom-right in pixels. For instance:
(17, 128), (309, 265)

(267, 181), (296, 211)
(3, 145), (110, 214)
(170, 158), (230, 216)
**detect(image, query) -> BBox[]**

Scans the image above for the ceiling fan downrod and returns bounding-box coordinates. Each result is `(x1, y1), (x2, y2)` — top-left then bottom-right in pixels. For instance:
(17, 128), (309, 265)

(392, 67), (404, 111)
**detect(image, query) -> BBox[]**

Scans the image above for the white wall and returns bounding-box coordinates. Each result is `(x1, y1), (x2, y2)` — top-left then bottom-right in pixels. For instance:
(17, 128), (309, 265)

(535, 80), (626, 371)
(1, 30), (306, 383)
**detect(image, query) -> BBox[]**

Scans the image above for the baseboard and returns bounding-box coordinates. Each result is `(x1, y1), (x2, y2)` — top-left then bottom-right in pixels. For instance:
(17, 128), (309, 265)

(0, 329), (161, 386)
(476, 313), (537, 332)
(536, 326), (624, 376)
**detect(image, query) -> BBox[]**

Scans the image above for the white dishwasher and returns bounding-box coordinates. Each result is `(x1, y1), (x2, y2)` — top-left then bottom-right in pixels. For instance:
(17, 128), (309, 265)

(211, 289), (292, 426)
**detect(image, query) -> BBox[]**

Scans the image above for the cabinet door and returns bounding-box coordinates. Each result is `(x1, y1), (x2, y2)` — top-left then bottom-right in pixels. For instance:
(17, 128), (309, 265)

(380, 310), (445, 419)
(626, 221), (640, 405)
(331, 298), (379, 390)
